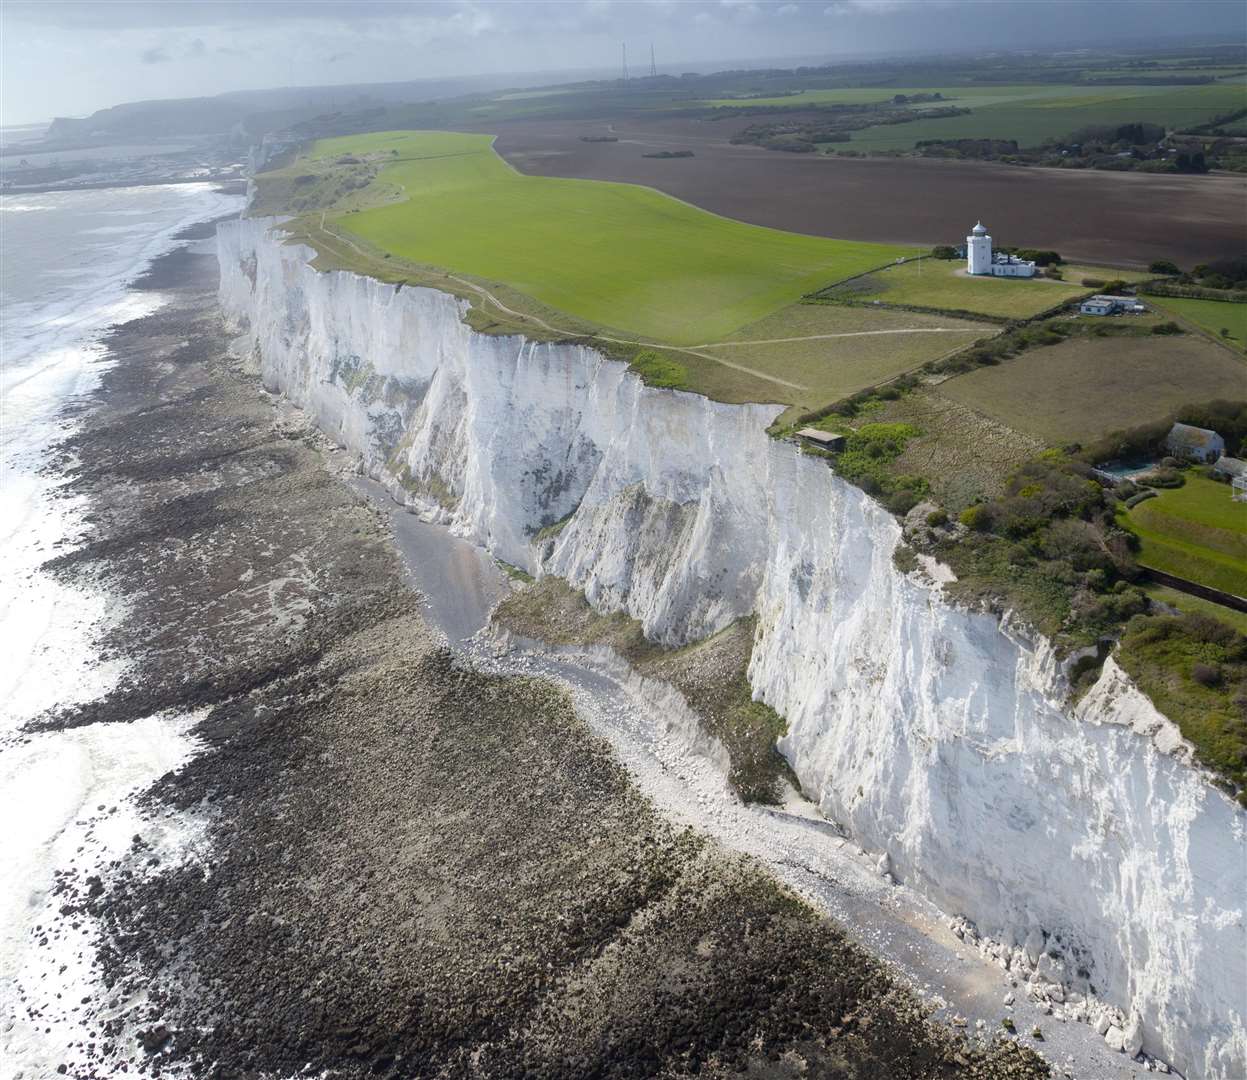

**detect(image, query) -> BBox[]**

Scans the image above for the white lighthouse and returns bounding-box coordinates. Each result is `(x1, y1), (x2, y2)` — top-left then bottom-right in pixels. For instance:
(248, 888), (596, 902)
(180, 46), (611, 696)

(967, 220), (992, 275)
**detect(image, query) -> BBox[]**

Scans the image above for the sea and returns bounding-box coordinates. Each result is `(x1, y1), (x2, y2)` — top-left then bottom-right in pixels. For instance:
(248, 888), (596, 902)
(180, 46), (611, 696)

(0, 163), (244, 1076)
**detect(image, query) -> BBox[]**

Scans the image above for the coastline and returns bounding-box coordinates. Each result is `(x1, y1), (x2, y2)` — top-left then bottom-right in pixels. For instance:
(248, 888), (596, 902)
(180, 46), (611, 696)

(14, 229), (1050, 1078)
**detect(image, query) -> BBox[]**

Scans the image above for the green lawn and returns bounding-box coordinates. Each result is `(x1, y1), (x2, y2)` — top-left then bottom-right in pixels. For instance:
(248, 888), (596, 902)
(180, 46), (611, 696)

(1124, 475), (1247, 598)
(823, 257), (1086, 319)
(837, 82), (1247, 150)
(317, 131), (914, 344)
(1150, 296), (1247, 350)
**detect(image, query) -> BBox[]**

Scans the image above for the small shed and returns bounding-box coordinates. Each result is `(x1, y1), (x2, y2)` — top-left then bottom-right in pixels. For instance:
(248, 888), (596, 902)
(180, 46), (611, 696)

(1081, 298), (1116, 316)
(797, 428), (846, 452)
(1165, 422), (1225, 463)
(1213, 456), (1247, 481)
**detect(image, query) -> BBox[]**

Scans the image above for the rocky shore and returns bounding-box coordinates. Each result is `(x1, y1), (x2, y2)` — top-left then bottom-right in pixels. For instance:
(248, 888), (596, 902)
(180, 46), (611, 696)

(25, 234), (1048, 1078)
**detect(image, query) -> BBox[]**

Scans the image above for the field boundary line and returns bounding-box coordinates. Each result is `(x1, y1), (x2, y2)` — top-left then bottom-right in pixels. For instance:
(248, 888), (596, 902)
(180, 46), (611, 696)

(692, 327), (984, 349)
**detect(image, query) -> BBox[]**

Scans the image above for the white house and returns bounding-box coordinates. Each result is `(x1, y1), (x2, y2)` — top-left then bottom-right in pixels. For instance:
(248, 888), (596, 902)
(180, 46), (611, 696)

(1165, 422), (1225, 464)
(966, 221), (1036, 278)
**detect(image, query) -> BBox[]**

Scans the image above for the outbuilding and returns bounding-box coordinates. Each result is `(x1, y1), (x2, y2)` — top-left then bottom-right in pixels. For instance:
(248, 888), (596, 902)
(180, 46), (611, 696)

(797, 428), (846, 452)
(1080, 294), (1146, 316)
(1165, 422), (1225, 463)
(1213, 456), (1246, 481)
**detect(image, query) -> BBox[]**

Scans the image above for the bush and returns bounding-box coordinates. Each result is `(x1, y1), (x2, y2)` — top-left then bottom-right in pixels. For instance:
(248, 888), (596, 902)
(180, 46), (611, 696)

(1081, 278), (1106, 288)
(1152, 321), (1183, 335)
(629, 350), (688, 390)
(886, 488), (921, 515)
(1149, 260), (1181, 276)
(1192, 662), (1222, 688)
(959, 504), (991, 531)
(1124, 490), (1157, 508)
(931, 246), (958, 260)
(1142, 467), (1184, 488)
(926, 509), (949, 527)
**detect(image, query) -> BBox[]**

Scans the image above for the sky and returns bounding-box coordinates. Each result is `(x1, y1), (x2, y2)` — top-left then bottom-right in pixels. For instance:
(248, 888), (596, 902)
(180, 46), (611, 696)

(2, 0), (1244, 125)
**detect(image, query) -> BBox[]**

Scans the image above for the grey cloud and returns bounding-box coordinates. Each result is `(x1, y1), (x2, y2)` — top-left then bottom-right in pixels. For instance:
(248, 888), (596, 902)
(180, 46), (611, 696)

(140, 45), (171, 63)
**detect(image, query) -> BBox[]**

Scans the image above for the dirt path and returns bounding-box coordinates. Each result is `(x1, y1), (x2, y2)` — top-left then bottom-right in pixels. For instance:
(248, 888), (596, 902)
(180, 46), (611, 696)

(691, 327), (982, 349)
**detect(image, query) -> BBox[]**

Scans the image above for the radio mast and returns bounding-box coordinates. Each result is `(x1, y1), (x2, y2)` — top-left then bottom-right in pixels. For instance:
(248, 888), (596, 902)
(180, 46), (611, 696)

(621, 43), (629, 82)
(650, 43), (657, 78)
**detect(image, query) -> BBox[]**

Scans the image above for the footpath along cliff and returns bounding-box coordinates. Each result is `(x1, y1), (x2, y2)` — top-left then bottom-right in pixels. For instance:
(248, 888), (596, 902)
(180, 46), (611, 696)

(219, 216), (1245, 1079)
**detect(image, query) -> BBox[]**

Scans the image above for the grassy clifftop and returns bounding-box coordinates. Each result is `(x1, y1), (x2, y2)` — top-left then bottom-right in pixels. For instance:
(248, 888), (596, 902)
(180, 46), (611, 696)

(305, 130), (915, 344)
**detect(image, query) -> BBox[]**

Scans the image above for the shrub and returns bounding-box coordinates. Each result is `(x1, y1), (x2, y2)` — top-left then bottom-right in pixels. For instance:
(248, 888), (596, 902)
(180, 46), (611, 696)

(1149, 260), (1181, 275)
(926, 509), (949, 527)
(931, 245), (958, 260)
(886, 488), (921, 515)
(1152, 321), (1183, 335)
(1081, 277), (1106, 288)
(1124, 490), (1157, 508)
(1141, 467), (1184, 488)
(629, 350), (688, 390)
(960, 504), (991, 531)
(1192, 662), (1222, 688)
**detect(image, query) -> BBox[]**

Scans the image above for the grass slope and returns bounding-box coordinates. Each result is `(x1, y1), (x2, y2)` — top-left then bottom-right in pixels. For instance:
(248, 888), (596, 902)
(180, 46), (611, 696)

(318, 131), (914, 344)
(1123, 475), (1247, 597)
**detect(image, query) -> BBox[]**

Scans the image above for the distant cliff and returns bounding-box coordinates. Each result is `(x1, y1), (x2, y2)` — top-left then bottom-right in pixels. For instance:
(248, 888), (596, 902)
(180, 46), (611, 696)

(47, 98), (250, 141)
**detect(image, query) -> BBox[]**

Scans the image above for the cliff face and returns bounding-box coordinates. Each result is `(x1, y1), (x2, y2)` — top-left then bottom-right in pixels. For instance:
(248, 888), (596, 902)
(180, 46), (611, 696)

(219, 217), (1245, 1078)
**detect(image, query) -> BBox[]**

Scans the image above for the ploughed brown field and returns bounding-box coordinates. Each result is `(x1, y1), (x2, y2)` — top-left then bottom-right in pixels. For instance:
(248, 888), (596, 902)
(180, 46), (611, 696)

(491, 115), (1246, 270)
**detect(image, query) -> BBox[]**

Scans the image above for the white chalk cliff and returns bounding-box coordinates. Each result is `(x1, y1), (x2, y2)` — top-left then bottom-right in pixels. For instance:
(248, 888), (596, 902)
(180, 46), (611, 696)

(219, 217), (1246, 1079)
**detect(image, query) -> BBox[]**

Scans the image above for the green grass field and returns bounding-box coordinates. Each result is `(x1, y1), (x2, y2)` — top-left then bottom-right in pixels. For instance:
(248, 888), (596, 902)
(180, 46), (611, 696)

(1124, 475), (1247, 597)
(697, 84), (1198, 112)
(1150, 296), (1247, 350)
(315, 131), (914, 344)
(836, 82), (1247, 150)
(936, 334), (1247, 444)
(822, 258), (1086, 319)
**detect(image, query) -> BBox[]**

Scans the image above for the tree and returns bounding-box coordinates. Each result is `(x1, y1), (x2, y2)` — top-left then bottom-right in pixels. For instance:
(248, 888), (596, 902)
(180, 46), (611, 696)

(930, 245), (958, 260)
(1148, 260), (1181, 276)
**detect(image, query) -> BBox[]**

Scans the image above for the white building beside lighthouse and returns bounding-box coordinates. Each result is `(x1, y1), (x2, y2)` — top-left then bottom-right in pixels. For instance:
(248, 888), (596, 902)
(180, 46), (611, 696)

(965, 221), (1037, 278)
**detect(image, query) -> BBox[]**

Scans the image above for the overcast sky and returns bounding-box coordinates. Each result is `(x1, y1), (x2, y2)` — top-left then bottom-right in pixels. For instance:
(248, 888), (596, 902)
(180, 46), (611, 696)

(2, 0), (1244, 125)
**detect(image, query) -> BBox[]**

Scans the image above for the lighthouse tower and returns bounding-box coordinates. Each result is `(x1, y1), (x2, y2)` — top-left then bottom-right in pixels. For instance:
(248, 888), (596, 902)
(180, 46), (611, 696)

(966, 220), (992, 275)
